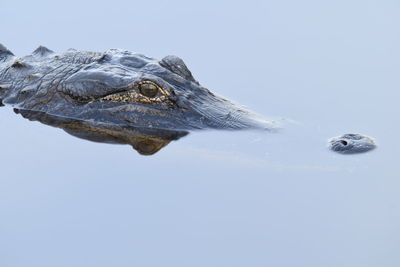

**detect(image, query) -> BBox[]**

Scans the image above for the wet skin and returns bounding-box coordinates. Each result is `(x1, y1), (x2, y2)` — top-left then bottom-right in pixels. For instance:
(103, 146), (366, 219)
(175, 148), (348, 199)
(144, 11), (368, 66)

(329, 134), (376, 154)
(0, 44), (376, 155)
(0, 44), (274, 131)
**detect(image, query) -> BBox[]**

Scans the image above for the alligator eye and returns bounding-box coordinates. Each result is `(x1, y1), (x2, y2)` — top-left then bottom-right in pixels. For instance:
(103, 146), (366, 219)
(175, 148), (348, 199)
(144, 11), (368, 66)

(340, 140), (348, 146)
(139, 82), (159, 98)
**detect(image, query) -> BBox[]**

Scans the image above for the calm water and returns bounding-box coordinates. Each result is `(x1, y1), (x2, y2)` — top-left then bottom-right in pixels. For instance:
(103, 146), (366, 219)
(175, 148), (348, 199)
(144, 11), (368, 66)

(1, 0), (399, 266)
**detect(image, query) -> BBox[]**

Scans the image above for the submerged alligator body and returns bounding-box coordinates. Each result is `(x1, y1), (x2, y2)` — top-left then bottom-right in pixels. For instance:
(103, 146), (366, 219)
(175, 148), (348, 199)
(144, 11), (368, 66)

(0, 44), (273, 132)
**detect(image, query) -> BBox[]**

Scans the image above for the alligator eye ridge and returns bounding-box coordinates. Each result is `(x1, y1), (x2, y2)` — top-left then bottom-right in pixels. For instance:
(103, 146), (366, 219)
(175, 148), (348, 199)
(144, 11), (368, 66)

(139, 81), (159, 98)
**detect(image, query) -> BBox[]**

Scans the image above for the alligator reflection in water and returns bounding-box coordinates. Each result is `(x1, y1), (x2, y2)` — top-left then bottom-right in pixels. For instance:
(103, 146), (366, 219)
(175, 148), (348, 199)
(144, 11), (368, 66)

(14, 109), (188, 155)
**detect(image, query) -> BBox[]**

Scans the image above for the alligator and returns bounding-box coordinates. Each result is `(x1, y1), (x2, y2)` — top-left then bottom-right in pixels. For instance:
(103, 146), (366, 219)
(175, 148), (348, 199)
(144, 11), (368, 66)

(0, 44), (274, 131)
(0, 44), (376, 155)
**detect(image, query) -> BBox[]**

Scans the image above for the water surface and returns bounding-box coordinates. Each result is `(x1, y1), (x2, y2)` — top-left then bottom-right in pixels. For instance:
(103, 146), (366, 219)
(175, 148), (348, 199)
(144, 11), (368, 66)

(1, 0), (399, 266)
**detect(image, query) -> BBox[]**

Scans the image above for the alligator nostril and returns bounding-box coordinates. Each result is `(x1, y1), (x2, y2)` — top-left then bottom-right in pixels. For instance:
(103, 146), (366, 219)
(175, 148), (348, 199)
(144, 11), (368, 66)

(329, 134), (376, 154)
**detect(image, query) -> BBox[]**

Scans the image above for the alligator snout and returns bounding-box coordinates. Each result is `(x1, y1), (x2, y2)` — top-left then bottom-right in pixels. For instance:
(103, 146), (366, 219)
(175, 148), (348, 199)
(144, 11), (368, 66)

(329, 133), (376, 154)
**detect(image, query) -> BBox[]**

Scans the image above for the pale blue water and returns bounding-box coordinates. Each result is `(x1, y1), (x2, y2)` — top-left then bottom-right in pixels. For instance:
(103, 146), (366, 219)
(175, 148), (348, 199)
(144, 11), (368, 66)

(1, 1), (399, 266)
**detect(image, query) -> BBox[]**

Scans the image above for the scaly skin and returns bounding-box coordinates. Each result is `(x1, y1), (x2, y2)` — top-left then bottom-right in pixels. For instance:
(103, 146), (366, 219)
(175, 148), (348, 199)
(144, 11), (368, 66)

(0, 44), (377, 155)
(0, 44), (275, 131)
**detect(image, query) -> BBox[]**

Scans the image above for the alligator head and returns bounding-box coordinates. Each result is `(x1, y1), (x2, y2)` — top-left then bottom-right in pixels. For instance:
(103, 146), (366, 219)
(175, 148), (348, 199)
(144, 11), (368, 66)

(0, 45), (276, 131)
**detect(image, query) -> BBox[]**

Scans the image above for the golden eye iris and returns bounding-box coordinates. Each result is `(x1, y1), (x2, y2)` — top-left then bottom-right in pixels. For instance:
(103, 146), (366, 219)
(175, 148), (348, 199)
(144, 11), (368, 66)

(139, 82), (159, 98)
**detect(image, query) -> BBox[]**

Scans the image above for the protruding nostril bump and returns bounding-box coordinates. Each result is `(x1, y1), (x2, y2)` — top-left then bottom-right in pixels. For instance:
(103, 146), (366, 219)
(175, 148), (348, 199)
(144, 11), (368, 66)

(328, 133), (376, 154)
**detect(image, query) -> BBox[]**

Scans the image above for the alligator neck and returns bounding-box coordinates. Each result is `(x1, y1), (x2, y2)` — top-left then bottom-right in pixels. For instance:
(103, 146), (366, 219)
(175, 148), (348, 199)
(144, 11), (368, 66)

(0, 44), (16, 104)
(0, 64), (10, 105)
(0, 58), (16, 104)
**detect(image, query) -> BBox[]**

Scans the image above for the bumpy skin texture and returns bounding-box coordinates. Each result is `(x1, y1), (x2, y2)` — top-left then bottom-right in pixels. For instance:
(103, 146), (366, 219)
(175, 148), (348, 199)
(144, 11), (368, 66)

(329, 134), (376, 154)
(0, 45), (377, 155)
(0, 44), (274, 131)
